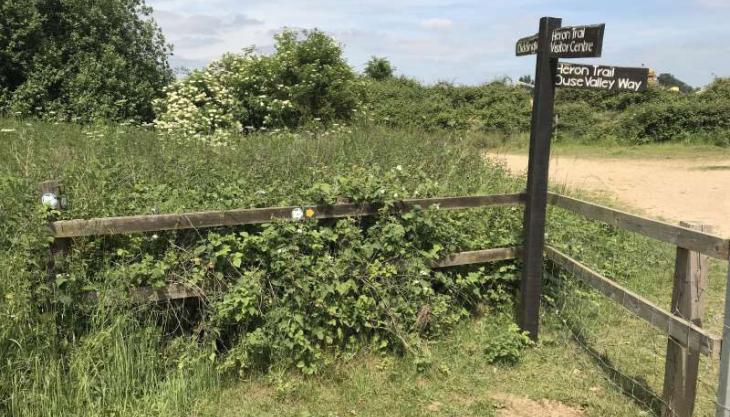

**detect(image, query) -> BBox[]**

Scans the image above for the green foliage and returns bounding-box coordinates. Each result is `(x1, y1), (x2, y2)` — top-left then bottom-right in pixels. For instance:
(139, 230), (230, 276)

(154, 29), (361, 142)
(614, 96), (730, 144)
(362, 77), (531, 133)
(657, 73), (695, 93)
(0, 0), (172, 122)
(0, 119), (524, 416)
(700, 77), (730, 101)
(360, 74), (730, 146)
(555, 101), (600, 139)
(518, 74), (533, 85)
(482, 323), (533, 365)
(555, 85), (674, 112)
(364, 56), (395, 81)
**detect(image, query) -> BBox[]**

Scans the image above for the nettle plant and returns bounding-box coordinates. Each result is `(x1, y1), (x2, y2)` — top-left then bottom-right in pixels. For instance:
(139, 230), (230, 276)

(153, 29), (361, 144)
(63, 167), (523, 375)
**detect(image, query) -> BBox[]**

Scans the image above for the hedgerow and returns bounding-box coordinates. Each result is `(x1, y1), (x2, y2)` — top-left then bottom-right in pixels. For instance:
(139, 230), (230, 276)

(361, 74), (730, 145)
(361, 77), (532, 133)
(613, 96), (730, 144)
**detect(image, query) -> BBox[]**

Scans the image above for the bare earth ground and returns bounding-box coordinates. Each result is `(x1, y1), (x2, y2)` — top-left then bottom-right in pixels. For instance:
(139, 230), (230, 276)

(487, 152), (730, 237)
(492, 393), (584, 417)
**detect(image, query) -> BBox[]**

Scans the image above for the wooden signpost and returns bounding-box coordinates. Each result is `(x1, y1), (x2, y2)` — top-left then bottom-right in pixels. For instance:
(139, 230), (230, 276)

(515, 17), (730, 417)
(516, 16), (562, 340)
(515, 18), (648, 340)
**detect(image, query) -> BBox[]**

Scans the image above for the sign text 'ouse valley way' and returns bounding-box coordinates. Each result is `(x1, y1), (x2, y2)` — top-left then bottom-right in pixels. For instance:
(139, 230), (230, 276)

(556, 63), (649, 92)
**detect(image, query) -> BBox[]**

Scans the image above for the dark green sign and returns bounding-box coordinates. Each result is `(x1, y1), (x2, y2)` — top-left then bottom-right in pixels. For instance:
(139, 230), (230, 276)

(556, 62), (648, 91)
(550, 24), (605, 58)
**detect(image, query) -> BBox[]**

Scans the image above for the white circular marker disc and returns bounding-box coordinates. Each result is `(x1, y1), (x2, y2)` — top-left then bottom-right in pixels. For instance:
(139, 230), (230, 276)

(41, 193), (59, 209)
(291, 207), (304, 221)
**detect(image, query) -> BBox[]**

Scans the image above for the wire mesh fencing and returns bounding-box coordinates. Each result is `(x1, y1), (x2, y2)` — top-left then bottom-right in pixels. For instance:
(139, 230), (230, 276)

(545, 205), (727, 417)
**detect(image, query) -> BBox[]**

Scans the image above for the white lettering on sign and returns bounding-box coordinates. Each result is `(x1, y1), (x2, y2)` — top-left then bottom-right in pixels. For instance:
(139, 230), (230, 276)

(618, 78), (643, 91)
(515, 34), (538, 56)
(550, 24), (604, 58)
(555, 63), (648, 92)
(551, 40), (595, 55)
(558, 63), (589, 77)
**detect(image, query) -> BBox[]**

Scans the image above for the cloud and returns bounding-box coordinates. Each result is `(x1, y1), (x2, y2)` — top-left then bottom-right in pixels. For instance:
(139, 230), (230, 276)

(152, 9), (265, 62)
(153, 10), (263, 37)
(145, 0), (728, 87)
(696, 0), (730, 8)
(420, 18), (454, 30)
(174, 35), (224, 49)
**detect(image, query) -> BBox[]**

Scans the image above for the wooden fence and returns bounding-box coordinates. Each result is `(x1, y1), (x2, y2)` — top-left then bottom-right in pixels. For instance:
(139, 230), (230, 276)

(41, 180), (730, 417)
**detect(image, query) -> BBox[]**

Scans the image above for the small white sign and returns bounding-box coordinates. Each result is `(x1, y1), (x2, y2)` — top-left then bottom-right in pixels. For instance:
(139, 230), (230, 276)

(41, 193), (59, 209)
(291, 207), (304, 221)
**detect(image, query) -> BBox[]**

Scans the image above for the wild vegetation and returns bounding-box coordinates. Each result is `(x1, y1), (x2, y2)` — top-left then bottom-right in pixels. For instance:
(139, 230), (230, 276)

(0, 0), (172, 122)
(153, 29), (360, 144)
(362, 74), (730, 145)
(0, 119), (536, 416)
(2, 6), (729, 417)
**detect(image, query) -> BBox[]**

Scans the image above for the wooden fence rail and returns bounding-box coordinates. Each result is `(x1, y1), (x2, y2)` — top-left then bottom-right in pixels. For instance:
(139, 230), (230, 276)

(49, 193), (525, 238)
(547, 193), (730, 260)
(544, 245), (720, 358)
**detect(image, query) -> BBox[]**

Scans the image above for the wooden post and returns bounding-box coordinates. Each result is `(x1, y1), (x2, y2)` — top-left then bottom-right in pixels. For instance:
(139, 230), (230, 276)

(716, 262), (730, 417)
(518, 16), (561, 339)
(662, 221), (712, 417)
(40, 180), (69, 272)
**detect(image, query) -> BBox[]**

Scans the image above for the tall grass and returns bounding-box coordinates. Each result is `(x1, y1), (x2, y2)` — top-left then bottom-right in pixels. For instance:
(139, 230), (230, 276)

(0, 117), (523, 416)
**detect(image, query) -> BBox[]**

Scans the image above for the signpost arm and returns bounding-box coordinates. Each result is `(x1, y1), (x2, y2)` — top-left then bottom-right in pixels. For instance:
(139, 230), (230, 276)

(518, 16), (562, 340)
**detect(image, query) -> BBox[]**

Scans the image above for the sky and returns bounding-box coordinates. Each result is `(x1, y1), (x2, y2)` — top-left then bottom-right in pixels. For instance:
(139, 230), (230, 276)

(147, 0), (730, 87)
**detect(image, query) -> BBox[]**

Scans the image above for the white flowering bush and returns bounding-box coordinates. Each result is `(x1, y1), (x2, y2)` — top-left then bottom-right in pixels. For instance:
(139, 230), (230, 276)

(153, 29), (361, 144)
(153, 62), (242, 145)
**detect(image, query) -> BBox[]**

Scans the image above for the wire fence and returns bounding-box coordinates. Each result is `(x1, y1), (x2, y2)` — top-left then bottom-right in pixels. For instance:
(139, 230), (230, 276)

(545, 205), (726, 416)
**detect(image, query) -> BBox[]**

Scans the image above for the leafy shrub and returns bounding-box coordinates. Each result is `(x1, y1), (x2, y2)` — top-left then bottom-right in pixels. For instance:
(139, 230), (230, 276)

(153, 29), (361, 142)
(364, 56), (395, 81)
(0, 0), (172, 122)
(700, 77), (730, 102)
(556, 85), (674, 112)
(482, 322), (533, 365)
(73, 166), (523, 375)
(555, 101), (601, 139)
(614, 98), (730, 143)
(362, 78), (531, 133)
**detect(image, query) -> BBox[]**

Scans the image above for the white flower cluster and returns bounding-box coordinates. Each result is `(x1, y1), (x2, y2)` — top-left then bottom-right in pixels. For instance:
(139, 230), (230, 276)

(153, 65), (243, 146)
(153, 52), (297, 146)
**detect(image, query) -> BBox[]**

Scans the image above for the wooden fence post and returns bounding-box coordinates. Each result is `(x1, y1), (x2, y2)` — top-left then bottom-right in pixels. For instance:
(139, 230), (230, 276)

(715, 262), (730, 417)
(662, 221), (712, 417)
(40, 180), (69, 272)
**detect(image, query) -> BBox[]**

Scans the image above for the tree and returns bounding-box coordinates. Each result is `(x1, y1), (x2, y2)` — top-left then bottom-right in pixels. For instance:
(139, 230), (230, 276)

(364, 56), (394, 81)
(518, 74), (533, 85)
(657, 73), (694, 93)
(0, 0), (173, 122)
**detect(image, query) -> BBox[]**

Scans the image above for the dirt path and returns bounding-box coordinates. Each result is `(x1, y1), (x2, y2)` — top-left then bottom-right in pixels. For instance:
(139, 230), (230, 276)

(487, 153), (730, 237)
